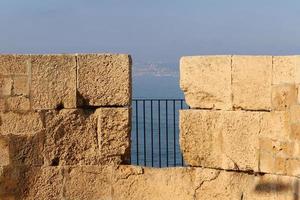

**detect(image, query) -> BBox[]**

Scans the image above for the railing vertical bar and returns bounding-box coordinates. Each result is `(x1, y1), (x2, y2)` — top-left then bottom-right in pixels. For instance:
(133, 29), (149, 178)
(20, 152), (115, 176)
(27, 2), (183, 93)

(173, 99), (176, 166)
(143, 100), (146, 166)
(150, 100), (154, 167)
(135, 100), (139, 165)
(166, 100), (168, 167)
(180, 99), (184, 166)
(158, 100), (161, 167)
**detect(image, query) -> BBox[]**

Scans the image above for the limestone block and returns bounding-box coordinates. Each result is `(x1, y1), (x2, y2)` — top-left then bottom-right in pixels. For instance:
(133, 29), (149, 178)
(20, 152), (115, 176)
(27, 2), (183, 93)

(258, 137), (296, 175)
(18, 167), (64, 200)
(297, 85), (300, 104)
(0, 112), (44, 135)
(194, 169), (247, 200)
(232, 56), (272, 110)
(195, 168), (300, 200)
(43, 109), (99, 166)
(286, 159), (300, 177)
(12, 76), (28, 96)
(6, 96), (30, 111)
(112, 166), (195, 200)
(95, 107), (131, 164)
(0, 55), (29, 75)
(271, 84), (297, 111)
(291, 123), (300, 141)
(0, 99), (5, 112)
(0, 166), (24, 198)
(260, 111), (291, 141)
(180, 56), (232, 110)
(77, 54), (132, 106)
(0, 139), (9, 166)
(30, 55), (77, 110)
(180, 109), (262, 171)
(180, 110), (293, 172)
(0, 77), (12, 97)
(0, 133), (44, 166)
(243, 173), (299, 200)
(290, 105), (300, 123)
(273, 56), (300, 84)
(63, 166), (112, 200)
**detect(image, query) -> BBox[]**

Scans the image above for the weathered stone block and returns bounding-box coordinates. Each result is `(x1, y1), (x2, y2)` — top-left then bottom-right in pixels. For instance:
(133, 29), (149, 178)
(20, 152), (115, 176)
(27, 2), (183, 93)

(180, 110), (293, 173)
(95, 107), (131, 164)
(291, 123), (300, 141)
(286, 159), (300, 177)
(0, 166), (23, 197)
(6, 96), (30, 111)
(0, 55), (29, 75)
(0, 133), (44, 166)
(0, 99), (5, 111)
(77, 54), (131, 106)
(290, 105), (300, 123)
(112, 166), (195, 200)
(18, 167), (63, 200)
(0, 139), (9, 166)
(260, 111), (291, 141)
(232, 56), (272, 110)
(180, 109), (262, 171)
(12, 76), (28, 96)
(0, 112), (44, 135)
(43, 109), (99, 166)
(31, 55), (77, 110)
(243, 173), (300, 199)
(64, 166), (112, 200)
(273, 56), (300, 84)
(0, 77), (12, 97)
(180, 56), (232, 110)
(258, 137), (297, 175)
(271, 84), (297, 111)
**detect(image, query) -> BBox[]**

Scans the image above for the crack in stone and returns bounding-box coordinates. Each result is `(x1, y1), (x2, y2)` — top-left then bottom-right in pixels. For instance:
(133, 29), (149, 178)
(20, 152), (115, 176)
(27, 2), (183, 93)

(193, 170), (221, 200)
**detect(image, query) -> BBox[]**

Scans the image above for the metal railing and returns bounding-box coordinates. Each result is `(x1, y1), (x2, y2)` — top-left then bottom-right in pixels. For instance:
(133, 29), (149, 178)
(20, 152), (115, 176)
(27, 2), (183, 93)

(130, 99), (189, 167)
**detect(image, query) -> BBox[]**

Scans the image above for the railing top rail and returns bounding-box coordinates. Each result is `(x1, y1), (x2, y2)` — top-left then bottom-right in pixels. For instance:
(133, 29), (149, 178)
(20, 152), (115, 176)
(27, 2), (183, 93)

(132, 98), (185, 101)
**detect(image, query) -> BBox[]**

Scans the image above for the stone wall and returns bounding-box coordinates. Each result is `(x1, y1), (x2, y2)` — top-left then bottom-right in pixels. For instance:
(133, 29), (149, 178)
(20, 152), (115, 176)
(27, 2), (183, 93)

(1, 54), (300, 200)
(180, 55), (300, 199)
(0, 54), (133, 199)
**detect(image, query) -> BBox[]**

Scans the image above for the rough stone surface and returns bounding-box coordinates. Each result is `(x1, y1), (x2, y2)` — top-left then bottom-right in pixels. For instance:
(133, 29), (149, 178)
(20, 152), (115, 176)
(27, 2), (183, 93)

(77, 54), (132, 106)
(180, 109), (262, 171)
(0, 99), (5, 111)
(273, 56), (300, 84)
(272, 84), (297, 111)
(180, 109), (296, 173)
(0, 77), (12, 97)
(6, 96), (30, 111)
(0, 166), (23, 198)
(0, 112), (44, 135)
(258, 137), (299, 175)
(12, 76), (29, 96)
(0, 55), (29, 76)
(18, 167), (63, 200)
(0, 133), (44, 166)
(96, 107), (131, 164)
(232, 56), (272, 111)
(64, 166), (112, 200)
(43, 109), (99, 166)
(31, 55), (77, 110)
(260, 111), (291, 141)
(180, 56), (232, 110)
(112, 166), (195, 200)
(0, 139), (9, 166)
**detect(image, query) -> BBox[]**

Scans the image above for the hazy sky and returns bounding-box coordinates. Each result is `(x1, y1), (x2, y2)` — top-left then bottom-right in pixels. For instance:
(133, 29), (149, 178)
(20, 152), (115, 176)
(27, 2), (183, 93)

(1, 0), (300, 64)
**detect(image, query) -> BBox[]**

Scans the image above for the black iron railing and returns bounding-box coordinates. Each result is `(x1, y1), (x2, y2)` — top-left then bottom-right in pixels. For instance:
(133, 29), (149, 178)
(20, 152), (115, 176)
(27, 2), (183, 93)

(130, 99), (189, 167)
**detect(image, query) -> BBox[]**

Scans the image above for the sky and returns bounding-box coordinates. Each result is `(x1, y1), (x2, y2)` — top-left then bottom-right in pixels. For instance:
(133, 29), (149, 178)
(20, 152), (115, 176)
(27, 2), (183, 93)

(1, 0), (300, 97)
